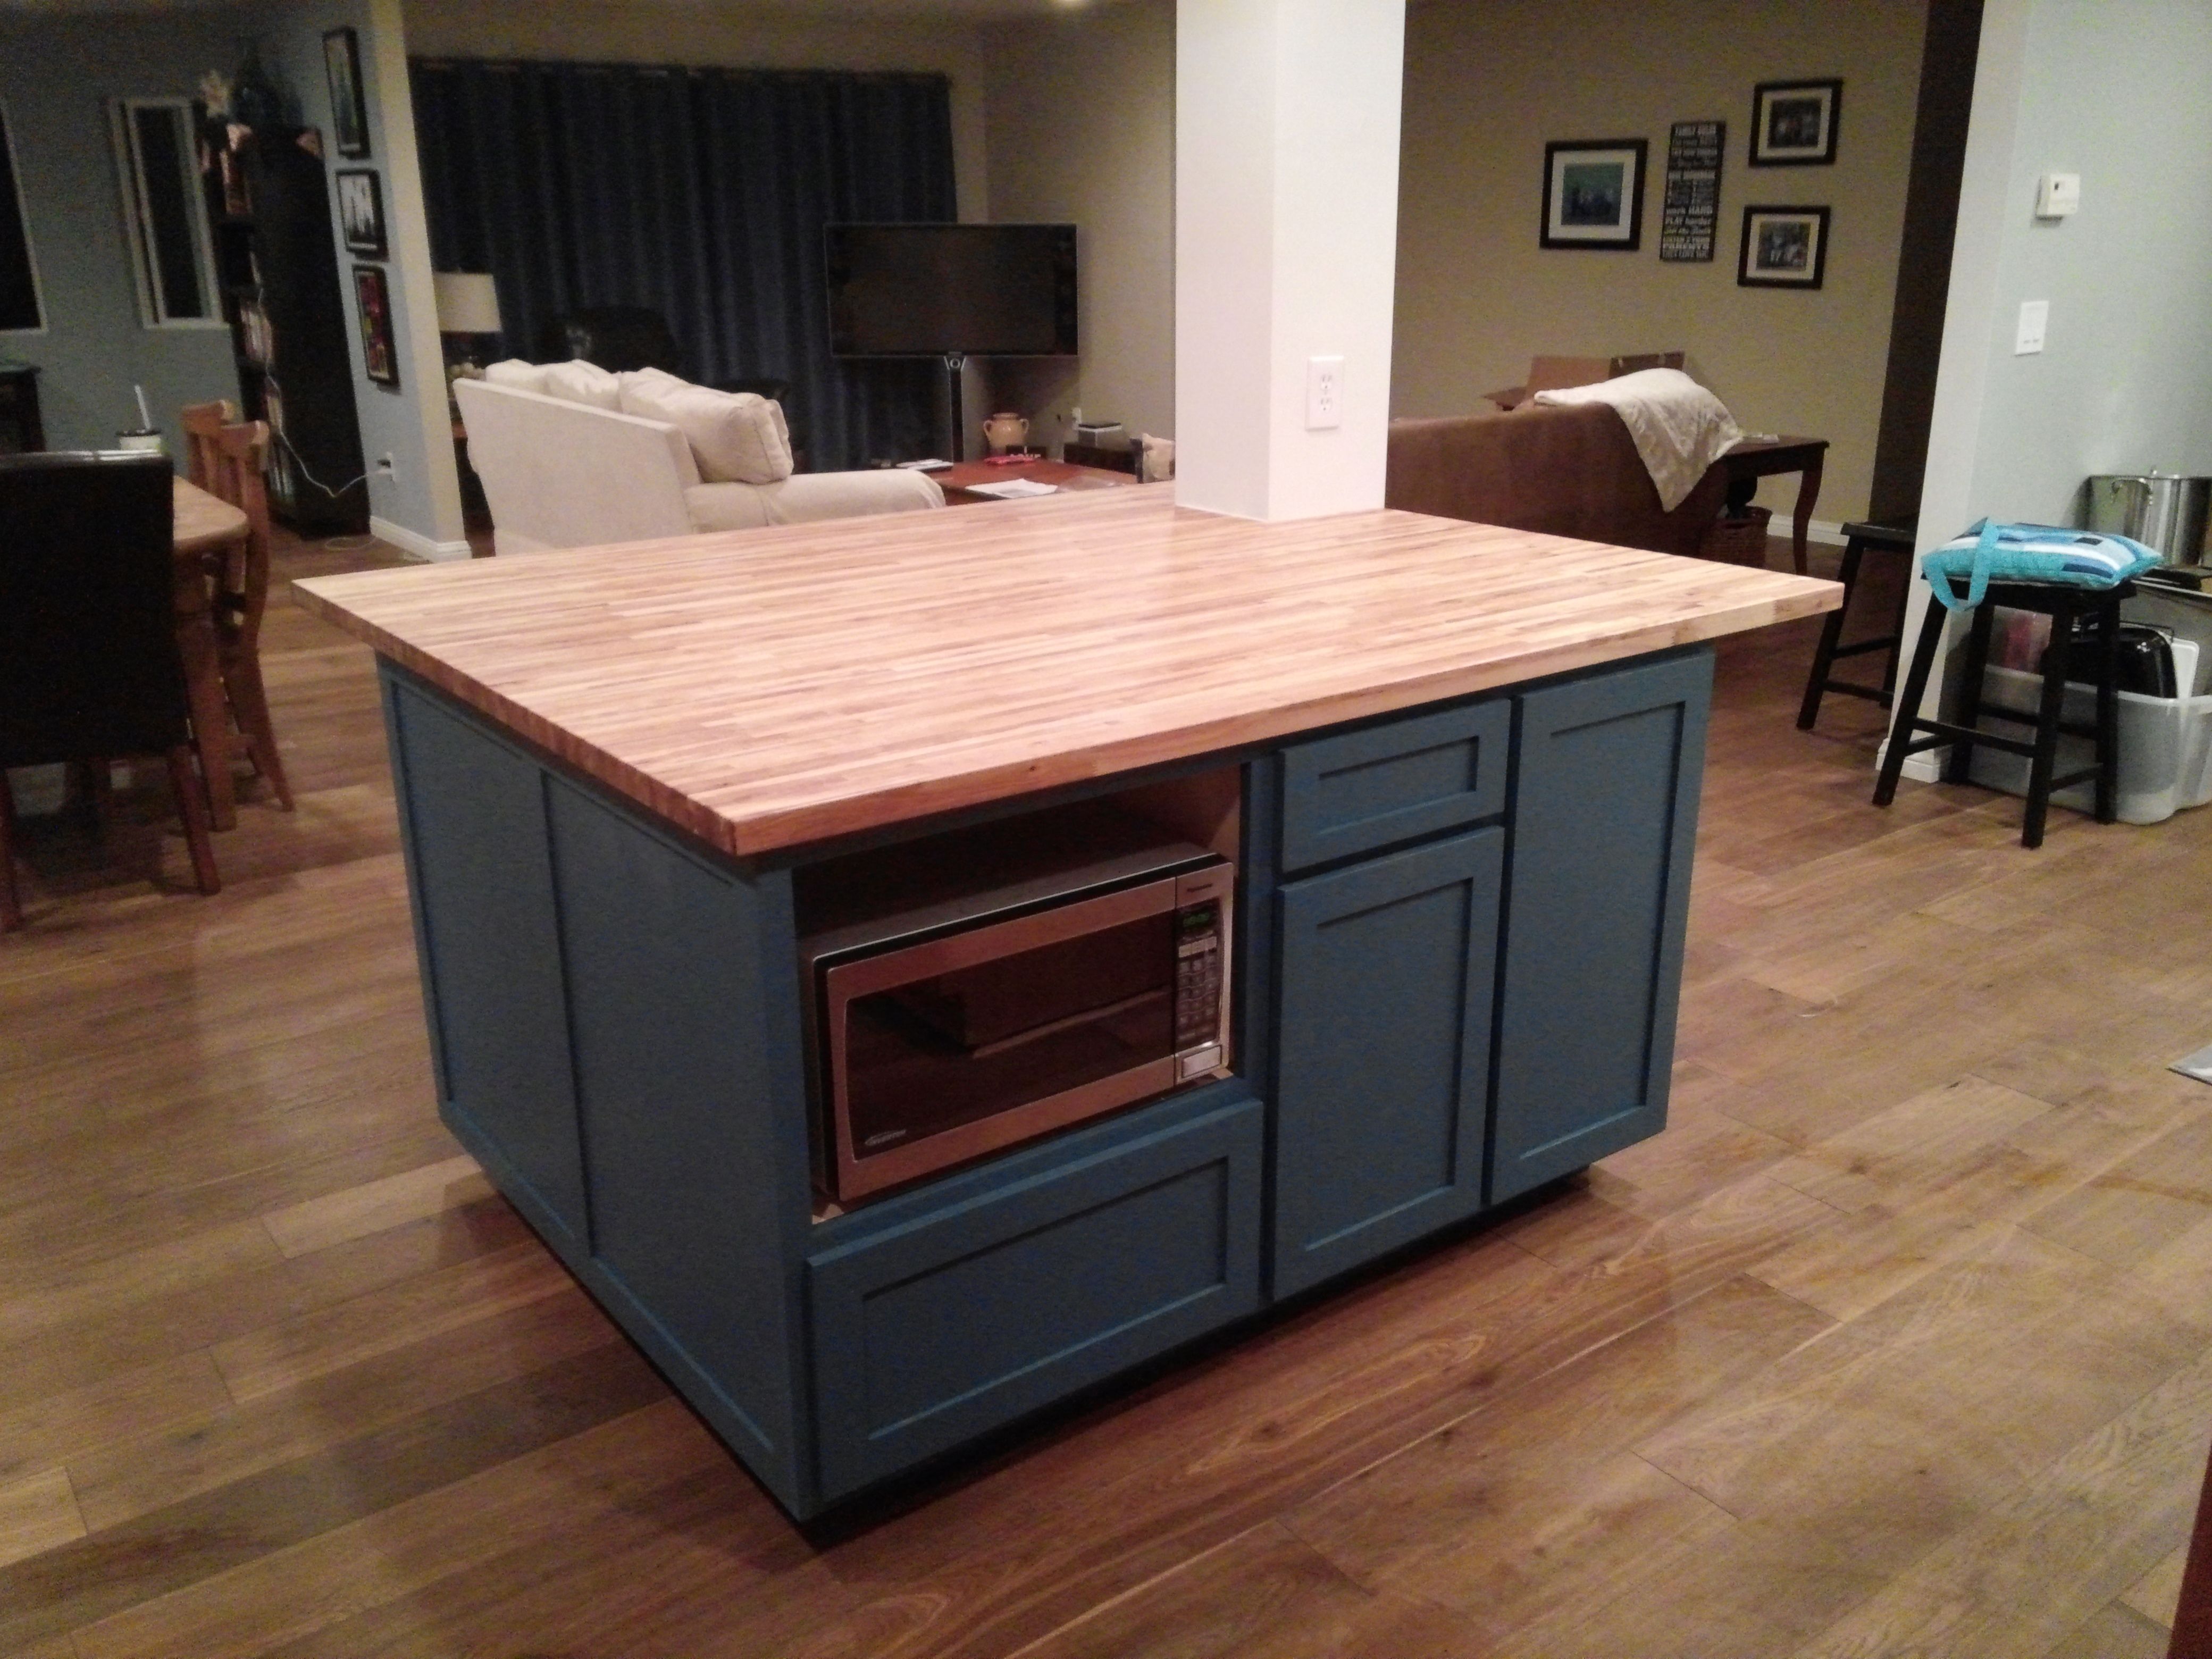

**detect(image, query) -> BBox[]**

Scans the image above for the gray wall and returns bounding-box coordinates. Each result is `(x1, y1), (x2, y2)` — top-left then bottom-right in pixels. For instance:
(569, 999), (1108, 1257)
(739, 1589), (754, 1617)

(252, 0), (463, 552)
(1921, 0), (2212, 538)
(0, 11), (258, 456)
(1897, 0), (2212, 762)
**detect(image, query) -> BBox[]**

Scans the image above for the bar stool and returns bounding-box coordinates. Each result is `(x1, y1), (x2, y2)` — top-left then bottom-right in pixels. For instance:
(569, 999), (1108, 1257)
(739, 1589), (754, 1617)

(1872, 575), (2133, 849)
(1797, 518), (1916, 730)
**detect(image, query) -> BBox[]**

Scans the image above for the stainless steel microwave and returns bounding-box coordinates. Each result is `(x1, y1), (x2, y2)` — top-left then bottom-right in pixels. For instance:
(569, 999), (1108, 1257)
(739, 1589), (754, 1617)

(797, 803), (1234, 1204)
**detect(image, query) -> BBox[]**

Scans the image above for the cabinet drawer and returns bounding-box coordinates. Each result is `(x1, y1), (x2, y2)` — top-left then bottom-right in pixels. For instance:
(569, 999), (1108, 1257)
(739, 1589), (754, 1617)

(807, 1095), (1262, 1501)
(1278, 699), (1510, 873)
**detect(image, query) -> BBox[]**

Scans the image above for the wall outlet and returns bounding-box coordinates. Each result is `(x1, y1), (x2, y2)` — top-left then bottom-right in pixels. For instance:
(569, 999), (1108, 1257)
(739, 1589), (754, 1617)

(2014, 300), (2049, 355)
(2034, 172), (2080, 218)
(1305, 355), (1344, 430)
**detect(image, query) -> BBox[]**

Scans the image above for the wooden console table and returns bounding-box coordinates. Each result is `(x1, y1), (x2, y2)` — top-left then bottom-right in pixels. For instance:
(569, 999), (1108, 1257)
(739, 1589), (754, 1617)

(935, 456), (1139, 506)
(1720, 435), (1828, 574)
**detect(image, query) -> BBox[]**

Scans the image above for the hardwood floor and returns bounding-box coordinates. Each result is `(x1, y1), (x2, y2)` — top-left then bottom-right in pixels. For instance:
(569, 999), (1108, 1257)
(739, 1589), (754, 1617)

(4, 530), (2210, 1657)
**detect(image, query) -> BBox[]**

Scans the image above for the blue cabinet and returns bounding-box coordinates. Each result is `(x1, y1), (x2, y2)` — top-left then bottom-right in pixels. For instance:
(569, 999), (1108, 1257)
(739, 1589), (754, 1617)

(1490, 651), (1710, 1202)
(1271, 829), (1502, 1296)
(807, 1093), (1263, 1499)
(377, 645), (1708, 1518)
(1278, 698), (1511, 873)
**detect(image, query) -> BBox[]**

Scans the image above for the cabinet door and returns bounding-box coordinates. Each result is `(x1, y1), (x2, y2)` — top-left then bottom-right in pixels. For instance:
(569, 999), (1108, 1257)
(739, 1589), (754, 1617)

(808, 1095), (1262, 1501)
(1272, 827), (1503, 1297)
(1491, 651), (1710, 1204)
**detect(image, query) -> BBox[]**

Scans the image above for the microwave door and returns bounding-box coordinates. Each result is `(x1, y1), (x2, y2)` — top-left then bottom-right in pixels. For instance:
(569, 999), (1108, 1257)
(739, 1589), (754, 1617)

(821, 874), (1186, 1200)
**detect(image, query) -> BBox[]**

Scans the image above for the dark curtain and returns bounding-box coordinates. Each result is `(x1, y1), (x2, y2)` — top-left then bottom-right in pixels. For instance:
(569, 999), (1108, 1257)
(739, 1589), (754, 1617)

(410, 60), (956, 471)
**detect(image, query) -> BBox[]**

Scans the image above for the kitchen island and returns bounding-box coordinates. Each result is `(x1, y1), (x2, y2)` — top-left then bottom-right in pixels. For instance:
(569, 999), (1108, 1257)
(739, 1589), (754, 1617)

(298, 486), (1836, 1519)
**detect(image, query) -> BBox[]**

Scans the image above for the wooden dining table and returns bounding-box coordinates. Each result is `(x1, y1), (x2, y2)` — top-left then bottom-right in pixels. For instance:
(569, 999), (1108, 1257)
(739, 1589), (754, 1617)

(173, 475), (248, 829)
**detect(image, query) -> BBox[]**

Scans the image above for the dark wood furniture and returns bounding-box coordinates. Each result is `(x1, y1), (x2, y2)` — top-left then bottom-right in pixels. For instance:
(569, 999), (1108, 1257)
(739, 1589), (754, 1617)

(182, 404), (292, 820)
(1720, 435), (1829, 574)
(0, 452), (220, 926)
(205, 125), (367, 535)
(1061, 441), (1138, 475)
(1874, 575), (2133, 849)
(935, 456), (1141, 505)
(1797, 518), (1917, 729)
(0, 361), (40, 454)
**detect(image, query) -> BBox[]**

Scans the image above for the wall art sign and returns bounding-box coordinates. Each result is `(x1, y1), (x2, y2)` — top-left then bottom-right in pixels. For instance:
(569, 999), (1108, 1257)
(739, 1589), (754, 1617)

(353, 262), (399, 386)
(324, 28), (370, 160)
(1738, 205), (1830, 290)
(1540, 138), (1648, 252)
(1750, 79), (1841, 167)
(336, 169), (386, 258)
(1659, 120), (1724, 263)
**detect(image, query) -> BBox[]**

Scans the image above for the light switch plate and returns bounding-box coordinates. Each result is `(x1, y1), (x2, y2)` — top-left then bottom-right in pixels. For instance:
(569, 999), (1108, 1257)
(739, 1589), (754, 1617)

(1305, 356), (1344, 430)
(2014, 299), (2049, 355)
(2035, 172), (2081, 218)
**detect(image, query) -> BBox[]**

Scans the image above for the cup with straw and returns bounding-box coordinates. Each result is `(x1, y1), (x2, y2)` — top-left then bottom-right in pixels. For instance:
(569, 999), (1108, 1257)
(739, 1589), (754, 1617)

(117, 385), (164, 455)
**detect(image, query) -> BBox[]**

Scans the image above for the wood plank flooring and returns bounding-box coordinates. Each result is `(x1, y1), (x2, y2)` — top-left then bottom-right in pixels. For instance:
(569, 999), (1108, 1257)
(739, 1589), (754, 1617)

(4, 529), (2210, 1657)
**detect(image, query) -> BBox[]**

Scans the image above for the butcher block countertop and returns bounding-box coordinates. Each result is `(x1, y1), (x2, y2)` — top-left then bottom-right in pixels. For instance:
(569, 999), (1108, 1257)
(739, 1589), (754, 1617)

(296, 485), (1839, 859)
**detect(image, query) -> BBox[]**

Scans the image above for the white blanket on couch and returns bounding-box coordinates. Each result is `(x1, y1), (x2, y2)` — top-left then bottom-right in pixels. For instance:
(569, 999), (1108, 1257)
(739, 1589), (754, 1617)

(1533, 367), (1742, 512)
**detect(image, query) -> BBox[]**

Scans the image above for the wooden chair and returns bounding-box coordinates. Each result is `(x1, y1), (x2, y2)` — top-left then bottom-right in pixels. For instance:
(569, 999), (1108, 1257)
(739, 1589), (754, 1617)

(0, 451), (220, 926)
(180, 399), (238, 492)
(187, 409), (293, 812)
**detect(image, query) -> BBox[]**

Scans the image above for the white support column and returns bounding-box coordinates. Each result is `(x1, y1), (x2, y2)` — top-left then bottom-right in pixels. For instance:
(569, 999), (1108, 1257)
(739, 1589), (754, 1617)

(1174, 0), (1406, 522)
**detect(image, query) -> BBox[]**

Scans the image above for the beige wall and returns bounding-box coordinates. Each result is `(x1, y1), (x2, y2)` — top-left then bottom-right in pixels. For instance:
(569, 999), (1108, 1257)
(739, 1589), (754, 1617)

(1393, 0), (1928, 524)
(981, 0), (1174, 450)
(400, 0), (992, 222)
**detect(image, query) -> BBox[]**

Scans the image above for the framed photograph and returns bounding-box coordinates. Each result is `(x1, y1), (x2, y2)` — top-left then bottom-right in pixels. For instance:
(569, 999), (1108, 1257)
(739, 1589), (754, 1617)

(1738, 205), (1830, 289)
(1750, 79), (1841, 166)
(324, 27), (370, 160)
(334, 169), (384, 258)
(1540, 138), (1648, 250)
(352, 263), (399, 387)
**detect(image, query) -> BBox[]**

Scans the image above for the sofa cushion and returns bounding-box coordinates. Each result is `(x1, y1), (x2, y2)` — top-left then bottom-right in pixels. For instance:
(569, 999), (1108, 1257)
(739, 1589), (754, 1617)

(682, 483), (773, 533)
(482, 359), (550, 393)
(619, 367), (794, 485)
(538, 359), (624, 410)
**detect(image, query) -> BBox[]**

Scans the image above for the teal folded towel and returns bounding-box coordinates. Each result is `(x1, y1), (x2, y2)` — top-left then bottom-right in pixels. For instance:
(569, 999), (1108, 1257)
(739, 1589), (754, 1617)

(1923, 517), (2161, 611)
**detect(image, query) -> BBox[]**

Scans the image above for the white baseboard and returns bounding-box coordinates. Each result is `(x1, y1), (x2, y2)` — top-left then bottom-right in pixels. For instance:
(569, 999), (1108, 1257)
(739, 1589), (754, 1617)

(371, 515), (473, 563)
(1874, 735), (1947, 783)
(1804, 518), (1850, 548)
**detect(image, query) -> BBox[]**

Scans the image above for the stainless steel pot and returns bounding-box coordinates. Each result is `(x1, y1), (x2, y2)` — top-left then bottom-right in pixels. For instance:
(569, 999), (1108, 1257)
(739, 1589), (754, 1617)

(2085, 473), (2210, 568)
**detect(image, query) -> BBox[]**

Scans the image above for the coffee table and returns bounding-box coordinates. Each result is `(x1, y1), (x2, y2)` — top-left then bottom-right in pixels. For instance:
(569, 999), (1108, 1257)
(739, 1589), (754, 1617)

(1718, 436), (1828, 574)
(933, 457), (1139, 506)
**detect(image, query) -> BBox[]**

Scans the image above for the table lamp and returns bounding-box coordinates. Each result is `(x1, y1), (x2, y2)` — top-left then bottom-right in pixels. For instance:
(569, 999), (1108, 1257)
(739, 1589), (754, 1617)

(433, 271), (502, 381)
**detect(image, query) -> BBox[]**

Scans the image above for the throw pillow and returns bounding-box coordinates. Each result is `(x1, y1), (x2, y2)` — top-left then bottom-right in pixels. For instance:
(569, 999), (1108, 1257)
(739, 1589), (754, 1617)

(482, 359), (550, 394)
(538, 359), (624, 411)
(618, 367), (794, 485)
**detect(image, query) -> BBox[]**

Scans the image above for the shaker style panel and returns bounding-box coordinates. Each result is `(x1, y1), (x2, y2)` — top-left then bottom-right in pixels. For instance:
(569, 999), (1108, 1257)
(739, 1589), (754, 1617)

(1491, 650), (1711, 1203)
(384, 677), (587, 1244)
(1278, 699), (1511, 873)
(1271, 827), (1503, 1296)
(808, 1095), (1263, 1500)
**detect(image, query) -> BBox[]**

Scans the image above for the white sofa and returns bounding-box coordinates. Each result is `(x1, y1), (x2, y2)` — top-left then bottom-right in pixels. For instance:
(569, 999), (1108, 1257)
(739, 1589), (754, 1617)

(454, 378), (943, 555)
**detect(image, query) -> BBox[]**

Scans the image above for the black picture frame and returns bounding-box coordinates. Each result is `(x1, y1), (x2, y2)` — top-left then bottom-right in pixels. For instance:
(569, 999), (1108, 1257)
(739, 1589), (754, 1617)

(1750, 79), (1841, 167)
(1737, 205), (1831, 290)
(324, 27), (370, 160)
(334, 169), (385, 258)
(353, 262), (399, 387)
(1539, 138), (1648, 252)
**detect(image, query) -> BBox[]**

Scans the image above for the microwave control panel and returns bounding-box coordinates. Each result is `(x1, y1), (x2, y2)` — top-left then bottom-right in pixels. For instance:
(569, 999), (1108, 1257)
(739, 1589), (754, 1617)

(1171, 865), (1233, 1080)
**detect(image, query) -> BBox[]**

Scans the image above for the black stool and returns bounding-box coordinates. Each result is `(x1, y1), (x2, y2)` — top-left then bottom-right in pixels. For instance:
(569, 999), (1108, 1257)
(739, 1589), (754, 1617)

(1873, 576), (2133, 849)
(1798, 518), (1917, 730)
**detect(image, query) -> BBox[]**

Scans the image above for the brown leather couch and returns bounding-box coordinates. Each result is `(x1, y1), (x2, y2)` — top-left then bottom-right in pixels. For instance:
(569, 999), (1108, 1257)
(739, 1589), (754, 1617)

(1384, 400), (1728, 558)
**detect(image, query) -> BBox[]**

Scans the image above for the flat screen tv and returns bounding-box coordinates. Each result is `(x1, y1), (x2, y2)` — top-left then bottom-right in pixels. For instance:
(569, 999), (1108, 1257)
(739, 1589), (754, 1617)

(826, 223), (1077, 358)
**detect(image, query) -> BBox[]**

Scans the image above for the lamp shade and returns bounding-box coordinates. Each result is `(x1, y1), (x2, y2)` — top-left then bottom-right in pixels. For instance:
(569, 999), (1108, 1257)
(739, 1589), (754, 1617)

(433, 271), (502, 334)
